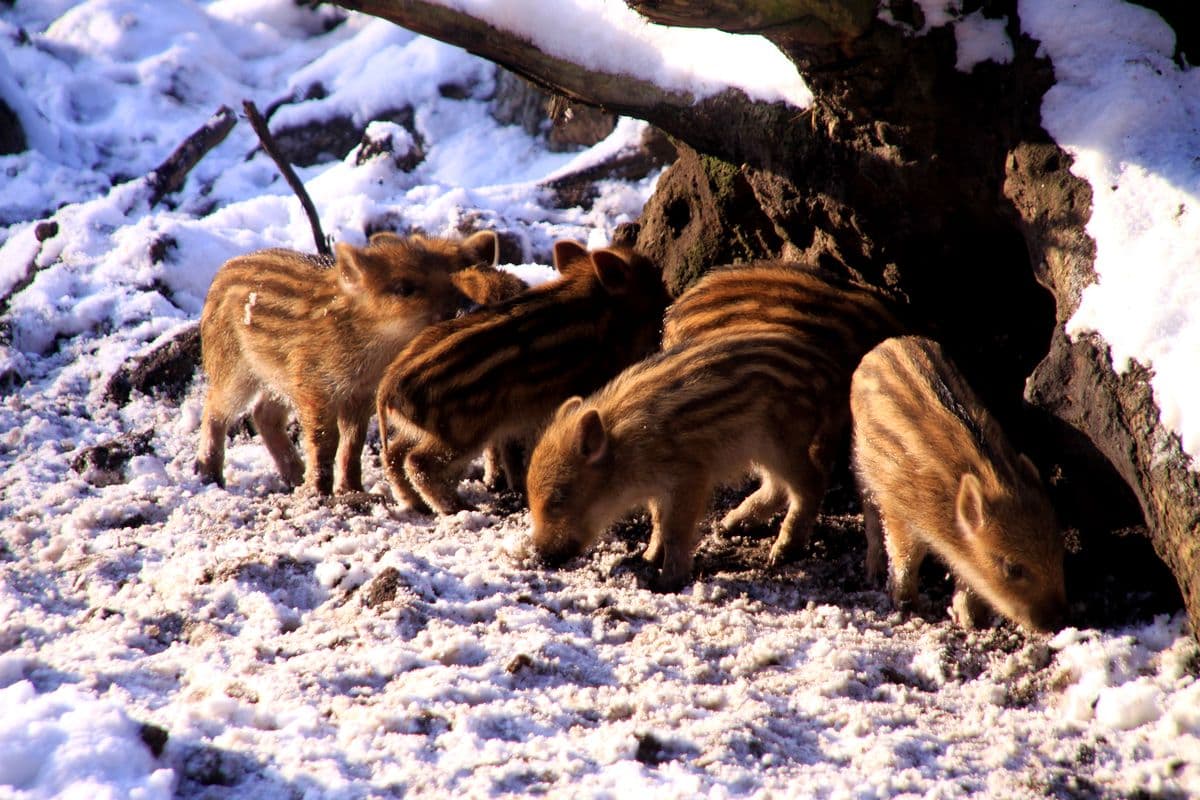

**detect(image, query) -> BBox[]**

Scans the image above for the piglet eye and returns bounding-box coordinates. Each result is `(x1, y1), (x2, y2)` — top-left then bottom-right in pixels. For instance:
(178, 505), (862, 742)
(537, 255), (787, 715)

(548, 487), (567, 511)
(1002, 560), (1028, 582)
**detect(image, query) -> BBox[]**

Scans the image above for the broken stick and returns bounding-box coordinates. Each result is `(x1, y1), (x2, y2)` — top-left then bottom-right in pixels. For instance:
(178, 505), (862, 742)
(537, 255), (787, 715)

(242, 100), (331, 257)
(146, 105), (237, 206)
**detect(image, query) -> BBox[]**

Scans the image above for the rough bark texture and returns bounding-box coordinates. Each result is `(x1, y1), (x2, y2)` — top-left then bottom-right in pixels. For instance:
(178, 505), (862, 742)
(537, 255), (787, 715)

(1006, 142), (1200, 629)
(105, 323), (201, 405)
(146, 106), (237, 207)
(333, 0), (1198, 634)
(630, 0), (876, 43)
(492, 68), (617, 152)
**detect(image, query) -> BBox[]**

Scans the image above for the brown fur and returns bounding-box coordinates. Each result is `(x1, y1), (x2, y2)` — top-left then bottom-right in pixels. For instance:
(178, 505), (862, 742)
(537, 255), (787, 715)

(449, 263), (530, 489)
(451, 263), (528, 307)
(376, 240), (669, 514)
(850, 336), (1067, 632)
(195, 230), (498, 494)
(527, 331), (835, 591)
(663, 261), (901, 353)
(662, 261), (904, 562)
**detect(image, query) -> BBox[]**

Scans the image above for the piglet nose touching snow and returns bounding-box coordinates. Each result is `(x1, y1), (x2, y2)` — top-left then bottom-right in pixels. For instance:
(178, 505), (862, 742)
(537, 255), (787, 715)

(850, 335), (1068, 633)
(527, 330), (841, 592)
(195, 229), (498, 496)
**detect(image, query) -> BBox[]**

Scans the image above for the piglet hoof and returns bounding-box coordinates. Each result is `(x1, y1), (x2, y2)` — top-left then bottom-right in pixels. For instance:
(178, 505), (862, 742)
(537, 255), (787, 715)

(649, 570), (690, 594)
(767, 540), (803, 567)
(195, 462), (225, 488)
(949, 590), (992, 630)
(440, 497), (473, 516)
(890, 593), (919, 617)
(715, 517), (743, 538)
(404, 498), (434, 515)
(640, 547), (664, 570)
(481, 470), (508, 493)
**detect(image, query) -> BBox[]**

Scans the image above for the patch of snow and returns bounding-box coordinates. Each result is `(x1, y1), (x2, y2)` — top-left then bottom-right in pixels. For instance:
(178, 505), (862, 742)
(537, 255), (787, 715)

(436, 0), (811, 108)
(1095, 678), (1163, 731)
(1020, 0), (1200, 462)
(955, 11), (1014, 71)
(915, 0), (960, 30)
(0, 681), (174, 799)
(880, 0), (960, 33)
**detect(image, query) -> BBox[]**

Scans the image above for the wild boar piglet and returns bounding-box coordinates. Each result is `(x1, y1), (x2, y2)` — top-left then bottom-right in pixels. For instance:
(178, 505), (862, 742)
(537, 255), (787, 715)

(196, 230), (497, 494)
(527, 331), (837, 591)
(850, 335), (1067, 632)
(662, 260), (904, 561)
(376, 240), (670, 514)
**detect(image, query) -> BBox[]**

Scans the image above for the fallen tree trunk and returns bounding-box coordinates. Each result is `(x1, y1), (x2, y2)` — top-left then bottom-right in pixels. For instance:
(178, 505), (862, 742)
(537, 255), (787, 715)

(333, 0), (1199, 635)
(333, 0), (803, 166)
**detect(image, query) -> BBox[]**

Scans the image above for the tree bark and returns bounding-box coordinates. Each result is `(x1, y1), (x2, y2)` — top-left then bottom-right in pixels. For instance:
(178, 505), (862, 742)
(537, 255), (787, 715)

(333, 0), (803, 166)
(146, 105), (237, 207)
(628, 0), (875, 43)
(332, 0), (1200, 635)
(1006, 142), (1200, 632)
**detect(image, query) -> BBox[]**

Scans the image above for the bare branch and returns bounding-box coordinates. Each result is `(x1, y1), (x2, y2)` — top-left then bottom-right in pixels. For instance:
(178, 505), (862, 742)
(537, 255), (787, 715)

(242, 100), (331, 257)
(146, 105), (237, 206)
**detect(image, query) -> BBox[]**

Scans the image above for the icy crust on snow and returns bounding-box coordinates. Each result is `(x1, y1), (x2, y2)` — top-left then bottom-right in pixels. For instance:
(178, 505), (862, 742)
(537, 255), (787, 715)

(954, 10), (1013, 72)
(1020, 0), (1200, 463)
(435, 0), (812, 109)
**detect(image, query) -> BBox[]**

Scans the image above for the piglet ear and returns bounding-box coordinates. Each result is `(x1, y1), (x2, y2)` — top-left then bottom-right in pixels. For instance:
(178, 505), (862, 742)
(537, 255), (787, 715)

(557, 395), (584, 420)
(335, 242), (365, 294)
(955, 473), (985, 538)
(553, 240), (588, 272)
(368, 231), (405, 247)
(577, 409), (608, 465)
(463, 230), (500, 266)
(590, 248), (633, 294)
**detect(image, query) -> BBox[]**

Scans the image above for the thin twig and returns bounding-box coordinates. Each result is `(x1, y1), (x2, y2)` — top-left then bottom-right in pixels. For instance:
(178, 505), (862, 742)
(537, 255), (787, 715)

(242, 99), (330, 257)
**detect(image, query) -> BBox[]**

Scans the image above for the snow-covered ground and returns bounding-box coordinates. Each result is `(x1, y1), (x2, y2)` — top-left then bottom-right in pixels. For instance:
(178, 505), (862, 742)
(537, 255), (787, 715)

(1, 1), (1198, 798)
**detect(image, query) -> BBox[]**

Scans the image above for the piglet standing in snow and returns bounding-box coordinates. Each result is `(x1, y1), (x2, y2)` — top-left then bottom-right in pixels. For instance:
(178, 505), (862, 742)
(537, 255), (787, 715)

(376, 240), (669, 514)
(195, 230), (498, 495)
(850, 335), (1067, 632)
(527, 330), (838, 592)
(661, 261), (904, 564)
